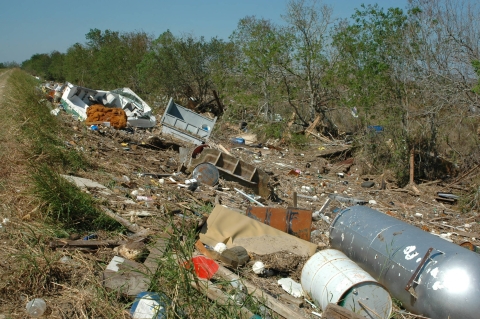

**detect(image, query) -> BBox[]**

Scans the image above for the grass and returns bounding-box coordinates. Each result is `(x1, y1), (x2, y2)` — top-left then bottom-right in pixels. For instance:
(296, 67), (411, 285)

(0, 69), (271, 318)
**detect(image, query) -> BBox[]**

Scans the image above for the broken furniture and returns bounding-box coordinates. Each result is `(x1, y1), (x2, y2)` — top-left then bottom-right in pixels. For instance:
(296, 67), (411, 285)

(189, 148), (270, 198)
(330, 206), (480, 319)
(160, 98), (216, 145)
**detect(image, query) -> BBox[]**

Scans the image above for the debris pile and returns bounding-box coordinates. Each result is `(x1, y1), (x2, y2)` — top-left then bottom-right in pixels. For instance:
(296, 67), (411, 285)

(27, 81), (480, 318)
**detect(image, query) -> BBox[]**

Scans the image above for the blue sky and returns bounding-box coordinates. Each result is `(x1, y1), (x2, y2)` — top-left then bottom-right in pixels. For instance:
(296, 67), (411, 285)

(1, 0), (408, 64)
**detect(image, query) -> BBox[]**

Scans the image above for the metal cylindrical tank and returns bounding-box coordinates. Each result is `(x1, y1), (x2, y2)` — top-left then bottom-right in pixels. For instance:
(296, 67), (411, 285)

(330, 206), (480, 319)
(301, 249), (392, 319)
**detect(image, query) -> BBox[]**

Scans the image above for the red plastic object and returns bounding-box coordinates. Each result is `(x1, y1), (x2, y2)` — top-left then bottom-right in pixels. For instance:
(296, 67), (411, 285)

(187, 256), (219, 280)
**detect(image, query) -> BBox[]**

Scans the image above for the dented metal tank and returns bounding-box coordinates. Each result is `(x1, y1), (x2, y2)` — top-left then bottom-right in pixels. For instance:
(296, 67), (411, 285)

(301, 249), (392, 319)
(329, 206), (480, 319)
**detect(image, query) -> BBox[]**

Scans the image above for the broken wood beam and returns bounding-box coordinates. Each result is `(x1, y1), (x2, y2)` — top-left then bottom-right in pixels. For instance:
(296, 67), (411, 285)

(101, 206), (151, 237)
(322, 303), (366, 319)
(191, 279), (254, 319)
(50, 239), (126, 249)
(216, 265), (306, 319)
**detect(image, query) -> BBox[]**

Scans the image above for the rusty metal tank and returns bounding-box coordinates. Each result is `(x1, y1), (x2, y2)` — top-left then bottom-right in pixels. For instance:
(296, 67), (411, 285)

(329, 206), (480, 319)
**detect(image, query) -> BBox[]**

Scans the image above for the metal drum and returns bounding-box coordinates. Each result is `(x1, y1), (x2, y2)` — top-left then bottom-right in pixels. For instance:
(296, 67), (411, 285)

(301, 249), (392, 319)
(192, 163), (219, 186)
(330, 206), (480, 319)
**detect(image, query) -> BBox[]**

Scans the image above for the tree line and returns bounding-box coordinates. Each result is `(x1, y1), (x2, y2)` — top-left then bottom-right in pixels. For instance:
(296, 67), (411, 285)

(19, 0), (480, 187)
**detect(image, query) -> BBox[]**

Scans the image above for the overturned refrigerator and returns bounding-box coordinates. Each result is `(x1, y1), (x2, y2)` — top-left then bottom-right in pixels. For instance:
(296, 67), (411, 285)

(60, 82), (156, 128)
(330, 206), (480, 319)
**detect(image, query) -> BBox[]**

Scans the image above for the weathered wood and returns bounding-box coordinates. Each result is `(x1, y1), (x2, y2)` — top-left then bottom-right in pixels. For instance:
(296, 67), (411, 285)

(101, 206), (151, 237)
(103, 258), (150, 297)
(50, 239), (126, 249)
(191, 279), (254, 319)
(316, 145), (351, 158)
(216, 265), (306, 319)
(322, 303), (365, 319)
(195, 240), (220, 260)
(279, 293), (304, 308)
(144, 235), (170, 272)
(305, 115), (321, 137)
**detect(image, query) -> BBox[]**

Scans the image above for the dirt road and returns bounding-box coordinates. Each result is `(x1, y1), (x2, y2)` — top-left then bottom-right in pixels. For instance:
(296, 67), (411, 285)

(0, 69), (12, 99)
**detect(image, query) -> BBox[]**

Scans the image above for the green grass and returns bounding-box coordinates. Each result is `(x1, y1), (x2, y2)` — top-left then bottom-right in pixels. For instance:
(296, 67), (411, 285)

(1, 69), (273, 318)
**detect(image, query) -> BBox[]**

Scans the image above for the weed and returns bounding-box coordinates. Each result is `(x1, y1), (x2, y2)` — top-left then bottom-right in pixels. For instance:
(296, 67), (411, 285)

(31, 164), (121, 232)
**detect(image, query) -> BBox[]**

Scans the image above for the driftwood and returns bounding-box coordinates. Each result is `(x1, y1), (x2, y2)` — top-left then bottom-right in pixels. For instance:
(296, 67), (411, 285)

(101, 206), (151, 237)
(216, 265), (306, 319)
(191, 279), (254, 319)
(50, 239), (126, 249)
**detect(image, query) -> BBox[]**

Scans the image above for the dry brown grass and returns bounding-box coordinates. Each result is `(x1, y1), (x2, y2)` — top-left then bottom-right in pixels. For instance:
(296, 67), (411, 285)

(0, 70), (129, 318)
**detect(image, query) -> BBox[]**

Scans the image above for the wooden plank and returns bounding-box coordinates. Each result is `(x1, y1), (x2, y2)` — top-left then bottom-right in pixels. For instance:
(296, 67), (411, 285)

(191, 279), (254, 319)
(316, 145), (351, 158)
(50, 239), (126, 249)
(305, 115), (321, 137)
(144, 235), (170, 272)
(103, 258), (150, 297)
(322, 303), (366, 319)
(216, 265), (306, 319)
(279, 293), (304, 308)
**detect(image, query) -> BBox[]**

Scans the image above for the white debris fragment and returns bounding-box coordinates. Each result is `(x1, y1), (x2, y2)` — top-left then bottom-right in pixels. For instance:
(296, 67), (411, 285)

(214, 243), (227, 254)
(278, 278), (304, 298)
(252, 261), (265, 274)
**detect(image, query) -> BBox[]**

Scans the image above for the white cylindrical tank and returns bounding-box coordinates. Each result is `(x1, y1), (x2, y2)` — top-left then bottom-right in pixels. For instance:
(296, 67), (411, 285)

(301, 249), (392, 319)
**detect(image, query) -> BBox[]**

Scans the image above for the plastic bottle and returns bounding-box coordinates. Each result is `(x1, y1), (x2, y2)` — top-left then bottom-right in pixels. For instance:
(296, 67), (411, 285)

(26, 298), (47, 317)
(230, 137), (245, 144)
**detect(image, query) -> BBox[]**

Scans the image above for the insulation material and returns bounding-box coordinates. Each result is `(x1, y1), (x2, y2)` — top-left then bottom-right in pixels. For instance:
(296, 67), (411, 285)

(86, 104), (127, 129)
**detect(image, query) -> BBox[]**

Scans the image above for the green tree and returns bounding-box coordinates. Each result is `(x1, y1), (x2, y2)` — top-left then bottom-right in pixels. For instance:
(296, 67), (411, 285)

(47, 51), (65, 81)
(21, 53), (52, 78)
(63, 43), (92, 86)
(280, 0), (335, 127)
(230, 16), (288, 120)
(139, 31), (231, 105)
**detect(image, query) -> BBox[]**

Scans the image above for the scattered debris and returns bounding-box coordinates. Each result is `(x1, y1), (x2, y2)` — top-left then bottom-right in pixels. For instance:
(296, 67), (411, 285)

(24, 83), (480, 318)
(199, 206), (317, 256)
(189, 148), (270, 197)
(160, 98), (216, 144)
(103, 256), (150, 297)
(278, 278), (303, 298)
(246, 206), (312, 241)
(61, 82), (156, 127)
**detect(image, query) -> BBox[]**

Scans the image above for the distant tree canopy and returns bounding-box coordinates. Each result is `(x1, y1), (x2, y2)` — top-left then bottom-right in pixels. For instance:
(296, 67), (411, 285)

(20, 0), (480, 184)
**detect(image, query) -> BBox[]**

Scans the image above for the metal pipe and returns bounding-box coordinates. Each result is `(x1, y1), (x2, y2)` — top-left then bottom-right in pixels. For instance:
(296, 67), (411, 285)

(329, 206), (480, 319)
(234, 188), (265, 207)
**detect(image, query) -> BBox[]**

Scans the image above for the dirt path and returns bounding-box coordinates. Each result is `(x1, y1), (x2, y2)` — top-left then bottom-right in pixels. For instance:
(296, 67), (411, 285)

(0, 69), (12, 100)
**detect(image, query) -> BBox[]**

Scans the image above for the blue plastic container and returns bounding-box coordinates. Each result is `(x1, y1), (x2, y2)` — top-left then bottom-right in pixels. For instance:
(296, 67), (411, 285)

(231, 137), (245, 144)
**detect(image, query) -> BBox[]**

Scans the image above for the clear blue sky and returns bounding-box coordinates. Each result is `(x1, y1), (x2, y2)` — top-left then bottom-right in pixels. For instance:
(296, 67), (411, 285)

(0, 0), (408, 64)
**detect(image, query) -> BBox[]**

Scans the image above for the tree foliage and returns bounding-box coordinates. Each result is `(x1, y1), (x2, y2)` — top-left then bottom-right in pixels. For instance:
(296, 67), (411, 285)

(18, 0), (480, 183)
